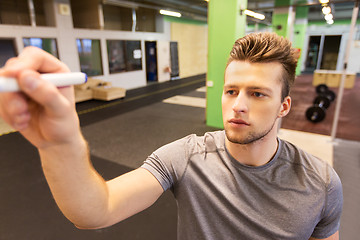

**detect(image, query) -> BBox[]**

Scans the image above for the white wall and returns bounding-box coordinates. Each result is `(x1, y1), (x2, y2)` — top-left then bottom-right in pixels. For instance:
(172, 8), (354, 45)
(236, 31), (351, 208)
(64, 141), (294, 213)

(0, 0), (171, 90)
(348, 40), (360, 73)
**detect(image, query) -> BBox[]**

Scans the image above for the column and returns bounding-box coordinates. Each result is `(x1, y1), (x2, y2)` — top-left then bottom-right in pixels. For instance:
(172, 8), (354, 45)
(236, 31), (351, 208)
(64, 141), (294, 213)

(206, 0), (247, 128)
(293, 4), (309, 75)
(272, 0), (295, 39)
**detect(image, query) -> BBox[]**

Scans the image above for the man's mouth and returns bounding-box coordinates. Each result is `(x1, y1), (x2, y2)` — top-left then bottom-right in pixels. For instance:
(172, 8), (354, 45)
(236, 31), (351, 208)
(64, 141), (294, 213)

(228, 118), (250, 126)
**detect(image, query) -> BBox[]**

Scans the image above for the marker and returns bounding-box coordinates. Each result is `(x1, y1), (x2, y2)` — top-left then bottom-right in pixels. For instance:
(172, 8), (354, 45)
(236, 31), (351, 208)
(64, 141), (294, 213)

(0, 72), (88, 92)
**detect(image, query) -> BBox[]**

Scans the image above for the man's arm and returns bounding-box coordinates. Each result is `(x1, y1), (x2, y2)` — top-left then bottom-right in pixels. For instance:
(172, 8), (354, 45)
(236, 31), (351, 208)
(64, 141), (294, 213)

(0, 47), (163, 229)
(309, 231), (339, 240)
(40, 142), (163, 229)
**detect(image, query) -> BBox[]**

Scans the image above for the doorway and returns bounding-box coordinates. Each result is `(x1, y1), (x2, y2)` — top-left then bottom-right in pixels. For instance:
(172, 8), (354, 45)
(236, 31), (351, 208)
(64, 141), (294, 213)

(304, 35), (342, 72)
(320, 35), (342, 70)
(170, 41), (179, 80)
(145, 41), (157, 82)
(304, 36), (321, 72)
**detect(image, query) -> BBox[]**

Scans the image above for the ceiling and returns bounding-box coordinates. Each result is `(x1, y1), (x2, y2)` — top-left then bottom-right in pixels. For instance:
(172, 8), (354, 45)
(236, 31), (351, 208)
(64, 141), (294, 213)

(104, 0), (359, 24)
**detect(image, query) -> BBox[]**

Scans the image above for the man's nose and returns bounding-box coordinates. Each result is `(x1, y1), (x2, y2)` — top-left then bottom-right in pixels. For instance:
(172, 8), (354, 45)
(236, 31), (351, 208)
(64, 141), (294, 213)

(232, 91), (248, 113)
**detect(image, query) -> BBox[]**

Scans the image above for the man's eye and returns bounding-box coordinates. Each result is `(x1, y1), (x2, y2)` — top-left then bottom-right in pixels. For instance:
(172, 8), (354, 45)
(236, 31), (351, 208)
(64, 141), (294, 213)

(226, 90), (236, 95)
(253, 92), (265, 97)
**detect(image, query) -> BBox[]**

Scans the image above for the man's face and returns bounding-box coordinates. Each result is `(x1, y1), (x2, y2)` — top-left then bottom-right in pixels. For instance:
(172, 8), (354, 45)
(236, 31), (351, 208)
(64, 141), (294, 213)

(222, 60), (290, 145)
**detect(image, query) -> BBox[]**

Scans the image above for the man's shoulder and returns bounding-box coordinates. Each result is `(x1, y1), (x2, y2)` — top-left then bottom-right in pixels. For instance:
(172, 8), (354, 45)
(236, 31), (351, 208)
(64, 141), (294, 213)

(178, 130), (225, 147)
(156, 130), (225, 155)
(279, 139), (338, 185)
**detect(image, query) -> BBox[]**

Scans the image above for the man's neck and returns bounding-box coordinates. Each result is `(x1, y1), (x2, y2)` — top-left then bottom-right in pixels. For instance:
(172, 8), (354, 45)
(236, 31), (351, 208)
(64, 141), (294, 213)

(225, 129), (279, 167)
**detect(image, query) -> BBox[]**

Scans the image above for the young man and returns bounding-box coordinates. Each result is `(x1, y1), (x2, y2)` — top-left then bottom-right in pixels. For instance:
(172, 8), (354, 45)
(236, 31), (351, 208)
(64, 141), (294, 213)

(0, 32), (342, 240)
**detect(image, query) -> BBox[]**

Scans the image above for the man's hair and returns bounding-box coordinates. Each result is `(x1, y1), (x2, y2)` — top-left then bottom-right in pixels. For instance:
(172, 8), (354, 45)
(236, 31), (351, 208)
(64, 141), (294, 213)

(227, 32), (298, 101)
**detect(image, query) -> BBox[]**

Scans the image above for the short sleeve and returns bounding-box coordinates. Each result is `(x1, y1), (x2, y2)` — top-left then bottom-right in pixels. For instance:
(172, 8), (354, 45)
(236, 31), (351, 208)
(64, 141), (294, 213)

(141, 134), (197, 191)
(311, 166), (343, 239)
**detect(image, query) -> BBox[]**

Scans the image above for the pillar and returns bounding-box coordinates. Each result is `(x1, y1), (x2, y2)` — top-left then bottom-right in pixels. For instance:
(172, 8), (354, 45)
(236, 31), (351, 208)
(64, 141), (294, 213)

(293, 5), (309, 75)
(272, 0), (295, 39)
(206, 0), (247, 128)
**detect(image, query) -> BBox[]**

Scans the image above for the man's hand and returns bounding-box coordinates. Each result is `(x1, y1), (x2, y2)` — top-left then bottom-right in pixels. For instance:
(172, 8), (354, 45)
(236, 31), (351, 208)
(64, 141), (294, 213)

(0, 46), (82, 149)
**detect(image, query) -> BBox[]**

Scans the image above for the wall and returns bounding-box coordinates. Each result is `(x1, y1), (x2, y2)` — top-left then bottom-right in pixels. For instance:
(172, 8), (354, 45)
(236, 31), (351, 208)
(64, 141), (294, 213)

(348, 40), (360, 73)
(167, 17), (208, 78)
(0, 0), (171, 90)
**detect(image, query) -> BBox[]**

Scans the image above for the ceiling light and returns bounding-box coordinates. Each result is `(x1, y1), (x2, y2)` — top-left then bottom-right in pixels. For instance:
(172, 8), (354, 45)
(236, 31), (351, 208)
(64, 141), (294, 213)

(327, 19), (334, 25)
(322, 6), (331, 15)
(324, 13), (333, 21)
(244, 9), (265, 20)
(319, 0), (329, 4)
(159, 9), (182, 18)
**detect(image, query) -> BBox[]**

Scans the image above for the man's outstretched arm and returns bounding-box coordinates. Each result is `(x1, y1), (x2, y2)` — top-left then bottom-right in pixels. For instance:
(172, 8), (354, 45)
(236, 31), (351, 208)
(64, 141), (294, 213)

(0, 47), (163, 229)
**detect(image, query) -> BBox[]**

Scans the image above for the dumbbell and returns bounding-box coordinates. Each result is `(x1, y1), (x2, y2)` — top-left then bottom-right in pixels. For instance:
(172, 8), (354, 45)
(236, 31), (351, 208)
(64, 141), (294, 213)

(305, 88), (336, 123)
(305, 95), (331, 122)
(316, 84), (336, 102)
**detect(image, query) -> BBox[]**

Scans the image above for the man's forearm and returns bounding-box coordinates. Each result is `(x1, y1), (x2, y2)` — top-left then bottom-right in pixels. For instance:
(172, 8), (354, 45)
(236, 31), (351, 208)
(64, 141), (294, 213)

(39, 135), (110, 229)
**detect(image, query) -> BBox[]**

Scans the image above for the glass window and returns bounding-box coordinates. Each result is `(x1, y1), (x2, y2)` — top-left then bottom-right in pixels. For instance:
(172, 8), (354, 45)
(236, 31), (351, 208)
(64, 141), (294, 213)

(0, 39), (17, 67)
(103, 5), (132, 31)
(77, 39), (103, 76)
(107, 40), (142, 74)
(23, 38), (58, 58)
(107, 40), (126, 74)
(70, 0), (101, 29)
(33, 0), (55, 27)
(0, 0), (31, 26)
(136, 7), (157, 32)
(125, 40), (142, 71)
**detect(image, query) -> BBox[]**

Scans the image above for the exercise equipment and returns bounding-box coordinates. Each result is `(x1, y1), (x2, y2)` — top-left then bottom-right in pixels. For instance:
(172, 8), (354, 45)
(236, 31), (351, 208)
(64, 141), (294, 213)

(306, 85), (336, 123)
(316, 84), (336, 101)
(316, 84), (328, 94)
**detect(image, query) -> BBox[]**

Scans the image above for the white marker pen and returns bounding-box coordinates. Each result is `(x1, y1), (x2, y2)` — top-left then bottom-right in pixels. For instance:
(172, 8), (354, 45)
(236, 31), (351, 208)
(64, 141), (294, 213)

(0, 72), (87, 92)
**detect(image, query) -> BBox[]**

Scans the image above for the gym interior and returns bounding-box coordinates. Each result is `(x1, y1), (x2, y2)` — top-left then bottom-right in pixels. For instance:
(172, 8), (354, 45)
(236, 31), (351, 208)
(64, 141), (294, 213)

(0, 0), (359, 239)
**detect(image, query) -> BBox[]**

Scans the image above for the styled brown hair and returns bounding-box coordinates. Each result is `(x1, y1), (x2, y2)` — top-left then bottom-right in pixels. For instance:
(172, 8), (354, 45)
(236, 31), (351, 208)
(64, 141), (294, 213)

(227, 32), (298, 101)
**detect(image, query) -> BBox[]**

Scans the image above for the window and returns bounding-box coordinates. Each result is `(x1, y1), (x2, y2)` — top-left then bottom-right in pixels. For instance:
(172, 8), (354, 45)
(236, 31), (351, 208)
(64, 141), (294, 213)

(136, 7), (157, 32)
(124, 40), (142, 71)
(107, 40), (142, 74)
(103, 5), (132, 31)
(0, 0), (31, 25)
(0, 39), (17, 67)
(77, 39), (103, 76)
(23, 38), (58, 58)
(70, 0), (101, 29)
(107, 40), (126, 73)
(33, 0), (55, 27)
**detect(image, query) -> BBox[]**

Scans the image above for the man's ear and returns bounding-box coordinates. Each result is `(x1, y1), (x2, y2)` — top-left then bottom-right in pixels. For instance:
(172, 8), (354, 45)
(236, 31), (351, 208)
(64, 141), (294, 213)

(278, 96), (291, 118)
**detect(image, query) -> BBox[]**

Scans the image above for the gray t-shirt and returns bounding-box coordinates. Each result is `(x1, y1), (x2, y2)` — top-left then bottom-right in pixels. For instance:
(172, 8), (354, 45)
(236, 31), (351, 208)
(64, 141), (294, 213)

(141, 131), (343, 240)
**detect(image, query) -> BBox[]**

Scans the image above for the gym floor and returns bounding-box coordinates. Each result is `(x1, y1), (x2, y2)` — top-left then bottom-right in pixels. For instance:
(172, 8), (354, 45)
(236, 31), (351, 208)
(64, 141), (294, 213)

(0, 74), (358, 239)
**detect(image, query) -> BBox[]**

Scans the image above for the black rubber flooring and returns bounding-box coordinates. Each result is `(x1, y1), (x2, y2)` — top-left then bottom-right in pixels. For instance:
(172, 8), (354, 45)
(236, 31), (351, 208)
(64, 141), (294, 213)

(0, 132), (177, 239)
(76, 75), (206, 127)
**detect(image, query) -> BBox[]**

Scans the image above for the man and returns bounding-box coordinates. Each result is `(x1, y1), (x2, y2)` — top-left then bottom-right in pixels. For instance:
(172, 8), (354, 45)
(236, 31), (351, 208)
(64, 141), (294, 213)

(0, 32), (342, 240)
